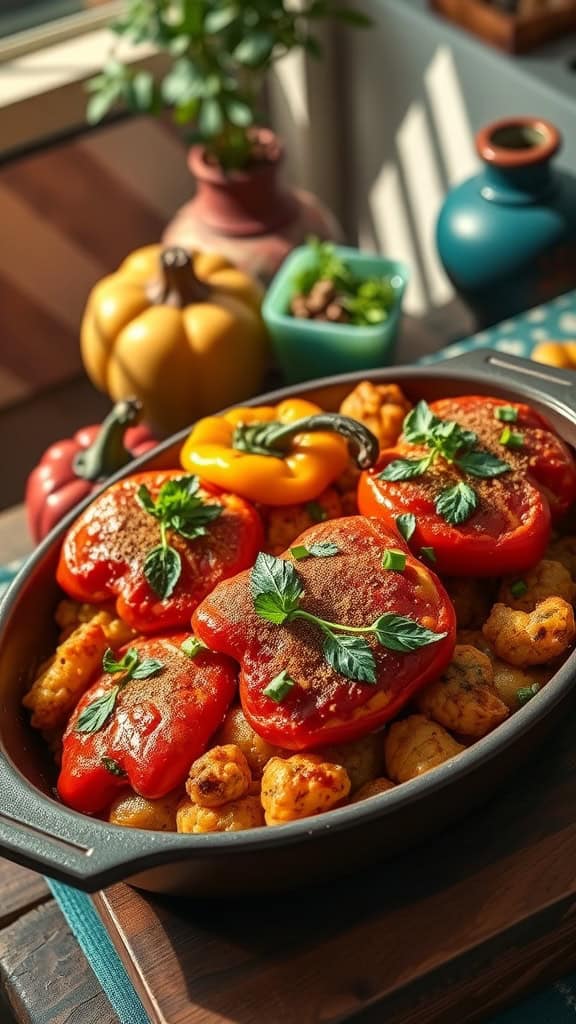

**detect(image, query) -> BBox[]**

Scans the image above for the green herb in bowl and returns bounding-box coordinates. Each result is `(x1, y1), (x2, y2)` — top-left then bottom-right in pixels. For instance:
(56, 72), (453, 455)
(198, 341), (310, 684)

(290, 240), (397, 327)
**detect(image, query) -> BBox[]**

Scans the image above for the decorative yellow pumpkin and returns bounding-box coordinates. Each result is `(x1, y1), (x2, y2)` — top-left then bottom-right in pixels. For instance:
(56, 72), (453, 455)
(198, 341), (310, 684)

(532, 340), (576, 371)
(81, 245), (268, 434)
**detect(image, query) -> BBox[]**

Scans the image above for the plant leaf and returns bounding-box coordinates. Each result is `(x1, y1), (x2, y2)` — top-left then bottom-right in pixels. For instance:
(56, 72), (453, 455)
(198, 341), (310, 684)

(102, 647), (139, 676)
(204, 6), (238, 33)
(250, 552), (304, 620)
(323, 632), (377, 684)
(143, 544), (182, 599)
(234, 31), (275, 67)
(136, 484), (158, 517)
(75, 686), (119, 733)
(372, 613), (447, 652)
(456, 450), (510, 478)
(395, 513), (416, 542)
(131, 658), (164, 680)
(402, 401), (439, 443)
(435, 482), (478, 526)
(379, 455), (432, 481)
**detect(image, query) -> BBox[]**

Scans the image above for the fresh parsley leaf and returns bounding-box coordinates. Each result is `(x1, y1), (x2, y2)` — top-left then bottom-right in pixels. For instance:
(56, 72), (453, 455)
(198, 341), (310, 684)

(456, 450), (510, 477)
(420, 546), (436, 563)
(75, 686), (119, 733)
(131, 658), (164, 680)
(291, 542), (340, 560)
(251, 552), (303, 624)
(435, 482), (478, 525)
(181, 636), (206, 658)
(372, 613), (447, 652)
(495, 405), (518, 423)
(402, 401), (440, 443)
(143, 544), (182, 599)
(263, 669), (296, 702)
(395, 512), (416, 542)
(136, 484), (157, 516)
(102, 647), (139, 676)
(100, 756), (127, 777)
(517, 683), (541, 706)
(323, 632), (377, 684)
(379, 455), (432, 481)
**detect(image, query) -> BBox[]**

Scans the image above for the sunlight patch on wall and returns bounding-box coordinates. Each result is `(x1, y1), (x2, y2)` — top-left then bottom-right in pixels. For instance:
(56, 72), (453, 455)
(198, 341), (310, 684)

(425, 46), (478, 186)
(369, 162), (427, 315)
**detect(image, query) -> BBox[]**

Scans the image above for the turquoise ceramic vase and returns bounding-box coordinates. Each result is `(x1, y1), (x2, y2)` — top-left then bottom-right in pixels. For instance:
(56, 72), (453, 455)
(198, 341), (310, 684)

(437, 117), (576, 328)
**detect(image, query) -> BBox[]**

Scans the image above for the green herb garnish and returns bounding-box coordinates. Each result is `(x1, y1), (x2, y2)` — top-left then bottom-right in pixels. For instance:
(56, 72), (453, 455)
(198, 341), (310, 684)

(101, 756), (127, 777)
(263, 669), (296, 703)
(517, 683), (541, 706)
(435, 482), (478, 526)
(250, 553), (447, 685)
(306, 501), (327, 523)
(509, 579), (528, 599)
(290, 542), (340, 561)
(181, 636), (206, 658)
(395, 512), (416, 542)
(137, 476), (222, 599)
(420, 546), (436, 563)
(75, 647), (164, 734)
(380, 456), (433, 481)
(495, 406), (518, 423)
(292, 240), (397, 327)
(499, 426), (524, 450)
(382, 549), (406, 572)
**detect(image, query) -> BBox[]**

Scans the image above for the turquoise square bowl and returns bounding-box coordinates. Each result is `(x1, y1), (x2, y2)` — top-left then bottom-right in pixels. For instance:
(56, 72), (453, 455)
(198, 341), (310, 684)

(262, 245), (409, 384)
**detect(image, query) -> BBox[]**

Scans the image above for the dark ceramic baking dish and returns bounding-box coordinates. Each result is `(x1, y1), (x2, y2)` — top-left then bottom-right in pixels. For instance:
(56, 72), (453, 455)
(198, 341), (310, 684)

(1, 349), (576, 896)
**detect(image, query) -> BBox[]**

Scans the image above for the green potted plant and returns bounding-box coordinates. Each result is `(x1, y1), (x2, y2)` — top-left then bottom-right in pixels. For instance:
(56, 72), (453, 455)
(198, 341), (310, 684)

(87, 0), (369, 281)
(262, 240), (409, 382)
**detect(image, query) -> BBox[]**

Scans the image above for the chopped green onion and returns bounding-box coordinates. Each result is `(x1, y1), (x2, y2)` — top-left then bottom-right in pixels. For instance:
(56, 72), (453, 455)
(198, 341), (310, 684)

(509, 579), (528, 599)
(499, 426), (524, 449)
(181, 636), (206, 658)
(263, 670), (296, 703)
(420, 546), (436, 564)
(382, 549), (407, 572)
(495, 405), (518, 423)
(290, 545), (310, 561)
(517, 683), (541, 706)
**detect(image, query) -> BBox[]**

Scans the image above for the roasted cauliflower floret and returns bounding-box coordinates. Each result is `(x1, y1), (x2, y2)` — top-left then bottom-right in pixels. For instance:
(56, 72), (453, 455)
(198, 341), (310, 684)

(498, 560), (576, 611)
(547, 535), (576, 578)
(109, 791), (179, 831)
(319, 733), (382, 792)
(265, 487), (342, 555)
(482, 597), (576, 666)
(185, 744), (251, 808)
(490, 659), (554, 711)
(444, 578), (495, 629)
(416, 645), (509, 738)
(23, 620), (109, 730)
(350, 777), (395, 803)
(216, 706), (284, 777)
(385, 715), (465, 783)
(176, 795), (264, 833)
(55, 600), (135, 646)
(339, 381), (411, 450)
(261, 754), (351, 826)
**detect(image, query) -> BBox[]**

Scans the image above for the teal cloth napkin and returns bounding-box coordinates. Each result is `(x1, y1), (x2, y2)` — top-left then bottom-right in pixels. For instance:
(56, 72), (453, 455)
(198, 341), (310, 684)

(4, 290), (576, 1023)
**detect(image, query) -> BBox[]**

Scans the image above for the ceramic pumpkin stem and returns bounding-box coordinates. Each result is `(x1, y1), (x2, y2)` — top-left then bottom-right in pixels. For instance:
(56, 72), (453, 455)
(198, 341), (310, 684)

(73, 399), (142, 482)
(152, 247), (211, 307)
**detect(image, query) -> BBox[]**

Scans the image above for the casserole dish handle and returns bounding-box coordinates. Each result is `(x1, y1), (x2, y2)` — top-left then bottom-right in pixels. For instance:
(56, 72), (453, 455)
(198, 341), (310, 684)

(435, 349), (576, 443)
(0, 759), (186, 890)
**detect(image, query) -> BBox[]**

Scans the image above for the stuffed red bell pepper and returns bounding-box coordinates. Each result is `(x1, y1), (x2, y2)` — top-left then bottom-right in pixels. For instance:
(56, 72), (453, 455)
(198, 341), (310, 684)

(192, 516), (456, 750)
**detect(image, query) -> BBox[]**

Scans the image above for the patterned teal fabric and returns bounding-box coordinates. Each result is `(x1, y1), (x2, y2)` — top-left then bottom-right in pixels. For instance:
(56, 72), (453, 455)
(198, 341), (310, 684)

(4, 289), (576, 1023)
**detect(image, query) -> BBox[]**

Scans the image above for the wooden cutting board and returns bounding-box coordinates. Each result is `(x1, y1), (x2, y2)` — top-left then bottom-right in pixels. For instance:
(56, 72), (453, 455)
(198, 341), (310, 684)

(93, 710), (576, 1024)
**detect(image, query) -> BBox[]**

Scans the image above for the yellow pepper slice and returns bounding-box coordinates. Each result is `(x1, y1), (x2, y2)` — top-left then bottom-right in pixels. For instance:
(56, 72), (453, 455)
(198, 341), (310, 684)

(180, 398), (378, 506)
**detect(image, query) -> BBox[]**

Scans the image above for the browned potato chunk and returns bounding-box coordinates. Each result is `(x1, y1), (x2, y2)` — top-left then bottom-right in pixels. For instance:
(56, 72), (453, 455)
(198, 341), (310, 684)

(444, 578), (495, 629)
(483, 597), (576, 666)
(339, 381), (411, 450)
(498, 560), (576, 611)
(216, 706), (285, 777)
(491, 660), (554, 711)
(261, 754), (351, 826)
(23, 620), (109, 730)
(109, 792), (179, 831)
(176, 795), (264, 833)
(265, 487), (342, 555)
(547, 535), (576, 578)
(319, 733), (382, 792)
(186, 744), (251, 807)
(416, 645), (509, 738)
(350, 778), (395, 803)
(385, 715), (465, 783)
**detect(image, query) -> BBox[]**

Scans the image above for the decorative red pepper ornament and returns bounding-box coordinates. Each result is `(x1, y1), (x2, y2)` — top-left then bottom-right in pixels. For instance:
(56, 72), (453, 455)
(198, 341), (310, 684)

(192, 516), (456, 750)
(25, 399), (157, 543)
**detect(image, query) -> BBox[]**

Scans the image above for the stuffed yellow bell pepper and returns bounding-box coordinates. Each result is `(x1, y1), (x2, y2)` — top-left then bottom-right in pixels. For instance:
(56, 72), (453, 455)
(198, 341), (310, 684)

(180, 398), (379, 505)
